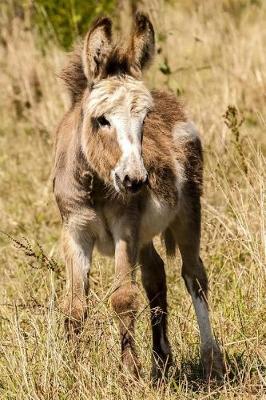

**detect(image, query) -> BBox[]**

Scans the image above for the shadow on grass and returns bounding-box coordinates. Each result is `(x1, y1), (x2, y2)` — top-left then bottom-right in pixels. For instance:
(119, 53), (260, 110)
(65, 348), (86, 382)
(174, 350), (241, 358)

(169, 351), (266, 394)
(171, 356), (208, 393)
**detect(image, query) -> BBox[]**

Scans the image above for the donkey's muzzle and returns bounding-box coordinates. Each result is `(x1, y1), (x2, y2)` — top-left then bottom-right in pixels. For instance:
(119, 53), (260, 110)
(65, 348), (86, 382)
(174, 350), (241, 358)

(115, 173), (147, 193)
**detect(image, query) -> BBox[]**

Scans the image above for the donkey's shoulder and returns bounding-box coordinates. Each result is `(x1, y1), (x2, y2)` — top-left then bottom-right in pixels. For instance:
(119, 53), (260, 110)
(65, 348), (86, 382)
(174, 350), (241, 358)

(143, 89), (203, 203)
(150, 89), (202, 159)
(151, 89), (186, 128)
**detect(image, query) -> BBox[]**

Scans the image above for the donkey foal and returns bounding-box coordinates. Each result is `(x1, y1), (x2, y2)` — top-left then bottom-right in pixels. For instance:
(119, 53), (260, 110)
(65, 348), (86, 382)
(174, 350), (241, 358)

(53, 13), (225, 380)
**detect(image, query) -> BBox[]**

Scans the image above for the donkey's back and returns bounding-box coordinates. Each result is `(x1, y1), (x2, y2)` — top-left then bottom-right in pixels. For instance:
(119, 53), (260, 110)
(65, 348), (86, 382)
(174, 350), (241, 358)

(53, 12), (224, 381)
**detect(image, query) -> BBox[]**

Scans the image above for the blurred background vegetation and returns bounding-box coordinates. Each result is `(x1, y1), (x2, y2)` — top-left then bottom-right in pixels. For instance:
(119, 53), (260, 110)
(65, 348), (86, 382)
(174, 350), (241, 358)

(3, 0), (118, 49)
(2, 0), (265, 48)
(0, 1), (265, 399)
(2, 0), (265, 122)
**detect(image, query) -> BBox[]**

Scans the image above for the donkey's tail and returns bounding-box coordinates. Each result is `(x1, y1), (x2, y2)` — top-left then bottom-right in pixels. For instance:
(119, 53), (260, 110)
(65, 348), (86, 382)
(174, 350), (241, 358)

(162, 228), (176, 257)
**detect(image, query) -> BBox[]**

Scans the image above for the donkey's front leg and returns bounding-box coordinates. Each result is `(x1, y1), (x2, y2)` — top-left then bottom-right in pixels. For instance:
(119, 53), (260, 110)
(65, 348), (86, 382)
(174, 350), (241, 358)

(61, 225), (94, 336)
(111, 235), (140, 377)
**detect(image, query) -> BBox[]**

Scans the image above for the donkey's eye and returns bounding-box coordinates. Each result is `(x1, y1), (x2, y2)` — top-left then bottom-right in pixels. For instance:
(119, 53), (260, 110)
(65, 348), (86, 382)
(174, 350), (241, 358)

(96, 115), (111, 128)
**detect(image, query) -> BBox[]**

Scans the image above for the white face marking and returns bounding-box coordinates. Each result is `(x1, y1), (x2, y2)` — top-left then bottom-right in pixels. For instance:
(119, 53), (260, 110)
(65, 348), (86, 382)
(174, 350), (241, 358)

(108, 112), (143, 159)
(108, 109), (147, 185)
(105, 85), (150, 187)
(86, 76), (153, 190)
(186, 277), (215, 346)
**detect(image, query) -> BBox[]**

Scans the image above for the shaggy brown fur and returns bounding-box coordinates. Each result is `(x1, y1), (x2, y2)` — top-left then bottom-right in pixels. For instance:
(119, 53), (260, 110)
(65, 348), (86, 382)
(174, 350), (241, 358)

(53, 12), (224, 382)
(54, 88), (187, 213)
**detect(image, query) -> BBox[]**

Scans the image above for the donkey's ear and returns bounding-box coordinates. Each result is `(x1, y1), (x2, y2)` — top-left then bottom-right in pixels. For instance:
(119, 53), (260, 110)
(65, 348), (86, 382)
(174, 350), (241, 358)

(130, 12), (155, 73)
(82, 17), (112, 82)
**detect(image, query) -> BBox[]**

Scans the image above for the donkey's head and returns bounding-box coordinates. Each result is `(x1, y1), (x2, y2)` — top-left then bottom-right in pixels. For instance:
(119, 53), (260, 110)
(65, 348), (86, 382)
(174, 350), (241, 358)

(80, 13), (155, 194)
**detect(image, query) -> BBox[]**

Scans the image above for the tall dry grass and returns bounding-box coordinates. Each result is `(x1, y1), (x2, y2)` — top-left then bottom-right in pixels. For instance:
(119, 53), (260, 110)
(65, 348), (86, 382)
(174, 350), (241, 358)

(0, 1), (265, 399)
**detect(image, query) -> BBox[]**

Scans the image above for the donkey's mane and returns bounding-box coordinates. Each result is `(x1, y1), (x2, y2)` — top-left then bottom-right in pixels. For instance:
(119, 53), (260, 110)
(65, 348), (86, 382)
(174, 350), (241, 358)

(60, 42), (133, 105)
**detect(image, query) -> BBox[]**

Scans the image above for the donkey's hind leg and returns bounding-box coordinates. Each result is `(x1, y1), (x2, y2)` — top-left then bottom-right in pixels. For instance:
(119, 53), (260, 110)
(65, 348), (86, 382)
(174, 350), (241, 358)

(61, 224), (94, 336)
(139, 242), (172, 381)
(171, 202), (225, 379)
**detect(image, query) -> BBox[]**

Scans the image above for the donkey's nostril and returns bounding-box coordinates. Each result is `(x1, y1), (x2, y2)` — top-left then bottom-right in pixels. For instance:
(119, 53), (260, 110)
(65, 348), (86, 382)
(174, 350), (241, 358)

(131, 180), (143, 193)
(124, 175), (131, 185)
(123, 176), (144, 193)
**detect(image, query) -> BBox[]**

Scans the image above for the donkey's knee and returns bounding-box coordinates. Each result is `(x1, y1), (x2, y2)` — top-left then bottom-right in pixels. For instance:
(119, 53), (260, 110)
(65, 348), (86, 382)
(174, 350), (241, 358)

(111, 284), (139, 317)
(60, 225), (93, 335)
(61, 294), (87, 337)
(61, 290), (87, 320)
(111, 284), (140, 376)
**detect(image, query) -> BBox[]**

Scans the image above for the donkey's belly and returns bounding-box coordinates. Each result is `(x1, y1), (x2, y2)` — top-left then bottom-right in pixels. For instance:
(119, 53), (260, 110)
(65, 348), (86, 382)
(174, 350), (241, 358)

(139, 194), (176, 245)
(95, 237), (115, 256)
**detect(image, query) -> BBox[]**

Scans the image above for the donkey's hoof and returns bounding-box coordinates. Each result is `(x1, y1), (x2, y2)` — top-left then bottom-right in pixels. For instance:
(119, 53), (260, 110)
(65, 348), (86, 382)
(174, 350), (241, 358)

(201, 342), (225, 380)
(64, 316), (83, 339)
(151, 353), (173, 383)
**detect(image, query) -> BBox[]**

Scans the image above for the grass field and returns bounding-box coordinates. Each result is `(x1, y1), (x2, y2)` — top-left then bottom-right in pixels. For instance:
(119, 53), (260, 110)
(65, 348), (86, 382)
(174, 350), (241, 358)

(0, 1), (265, 398)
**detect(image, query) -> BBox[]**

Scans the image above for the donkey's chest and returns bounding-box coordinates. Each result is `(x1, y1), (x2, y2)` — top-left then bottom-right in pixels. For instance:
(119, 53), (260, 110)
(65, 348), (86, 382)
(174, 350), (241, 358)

(139, 195), (176, 245)
(93, 194), (176, 255)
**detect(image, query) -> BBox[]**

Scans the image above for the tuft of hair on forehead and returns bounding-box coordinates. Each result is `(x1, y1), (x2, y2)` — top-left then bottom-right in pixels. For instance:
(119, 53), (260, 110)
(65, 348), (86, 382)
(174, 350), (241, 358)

(60, 43), (137, 105)
(86, 76), (153, 117)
